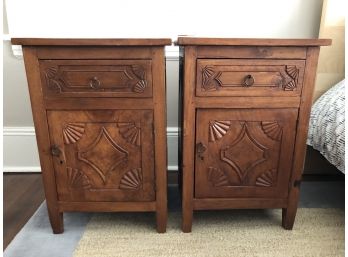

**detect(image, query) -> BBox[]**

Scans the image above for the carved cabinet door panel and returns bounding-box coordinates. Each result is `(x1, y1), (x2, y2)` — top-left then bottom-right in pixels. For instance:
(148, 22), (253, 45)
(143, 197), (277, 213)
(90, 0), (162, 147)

(195, 109), (297, 199)
(47, 110), (155, 202)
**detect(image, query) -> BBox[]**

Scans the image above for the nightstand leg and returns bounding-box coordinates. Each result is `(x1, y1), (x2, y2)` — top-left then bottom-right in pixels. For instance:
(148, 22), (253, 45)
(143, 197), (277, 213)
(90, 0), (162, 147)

(282, 193), (299, 230)
(282, 207), (297, 230)
(156, 205), (167, 233)
(182, 208), (193, 233)
(282, 174), (302, 230)
(47, 204), (64, 234)
(182, 165), (193, 233)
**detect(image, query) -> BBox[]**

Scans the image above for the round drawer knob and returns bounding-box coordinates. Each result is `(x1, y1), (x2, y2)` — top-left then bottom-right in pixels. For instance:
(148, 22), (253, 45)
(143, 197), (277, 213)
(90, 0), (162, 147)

(89, 77), (101, 89)
(243, 74), (255, 87)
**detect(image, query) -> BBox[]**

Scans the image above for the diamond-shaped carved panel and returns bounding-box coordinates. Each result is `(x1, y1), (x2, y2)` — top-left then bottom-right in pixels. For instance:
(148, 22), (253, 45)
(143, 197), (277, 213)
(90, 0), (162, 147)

(78, 127), (128, 183)
(221, 124), (266, 181)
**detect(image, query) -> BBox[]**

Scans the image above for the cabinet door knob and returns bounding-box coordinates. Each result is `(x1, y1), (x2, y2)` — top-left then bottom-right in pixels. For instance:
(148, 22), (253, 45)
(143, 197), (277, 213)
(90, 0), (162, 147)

(89, 77), (101, 89)
(196, 142), (207, 160)
(50, 145), (61, 157)
(243, 74), (255, 87)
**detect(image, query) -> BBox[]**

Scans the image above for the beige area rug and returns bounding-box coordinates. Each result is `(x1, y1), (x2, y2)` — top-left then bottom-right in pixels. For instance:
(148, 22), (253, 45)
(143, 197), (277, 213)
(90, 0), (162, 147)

(73, 208), (344, 257)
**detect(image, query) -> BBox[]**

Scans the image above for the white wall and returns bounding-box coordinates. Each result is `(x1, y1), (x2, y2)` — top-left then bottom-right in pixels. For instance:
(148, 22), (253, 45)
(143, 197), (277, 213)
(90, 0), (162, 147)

(3, 0), (323, 172)
(3, 40), (33, 126)
(5, 0), (323, 39)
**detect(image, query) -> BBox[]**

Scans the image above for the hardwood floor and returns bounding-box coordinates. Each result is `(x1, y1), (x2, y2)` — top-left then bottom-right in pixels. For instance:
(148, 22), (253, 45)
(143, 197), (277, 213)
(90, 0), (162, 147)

(3, 173), (45, 250)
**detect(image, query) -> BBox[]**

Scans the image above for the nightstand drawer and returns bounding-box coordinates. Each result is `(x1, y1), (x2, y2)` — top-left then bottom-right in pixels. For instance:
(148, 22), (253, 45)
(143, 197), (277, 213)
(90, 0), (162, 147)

(40, 59), (152, 98)
(196, 59), (305, 97)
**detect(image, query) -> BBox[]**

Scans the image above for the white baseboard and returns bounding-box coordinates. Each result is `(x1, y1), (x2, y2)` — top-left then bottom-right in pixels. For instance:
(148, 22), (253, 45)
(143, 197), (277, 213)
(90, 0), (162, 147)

(167, 165), (179, 171)
(3, 127), (41, 172)
(3, 126), (179, 173)
(3, 167), (42, 172)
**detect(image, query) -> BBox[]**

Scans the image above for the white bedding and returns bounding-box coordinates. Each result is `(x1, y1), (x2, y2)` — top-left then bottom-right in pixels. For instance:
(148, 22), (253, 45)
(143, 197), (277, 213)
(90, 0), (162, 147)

(307, 79), (345, 173)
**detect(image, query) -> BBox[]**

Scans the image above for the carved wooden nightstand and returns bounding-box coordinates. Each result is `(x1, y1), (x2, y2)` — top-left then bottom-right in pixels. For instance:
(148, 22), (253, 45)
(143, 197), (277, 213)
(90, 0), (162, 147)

(12, 38), (171, 233)
(176, 37), (331, 232)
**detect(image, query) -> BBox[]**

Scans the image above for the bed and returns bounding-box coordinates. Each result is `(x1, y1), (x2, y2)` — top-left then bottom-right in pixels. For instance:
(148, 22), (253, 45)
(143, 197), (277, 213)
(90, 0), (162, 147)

(307, 79), (345, 173)
(306, 0), (345, 174)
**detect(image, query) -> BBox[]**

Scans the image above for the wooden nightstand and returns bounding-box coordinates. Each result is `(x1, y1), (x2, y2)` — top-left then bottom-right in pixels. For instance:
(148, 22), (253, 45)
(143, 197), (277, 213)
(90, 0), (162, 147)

(12, 38), (171, 233)
(176, 37), (331, 232)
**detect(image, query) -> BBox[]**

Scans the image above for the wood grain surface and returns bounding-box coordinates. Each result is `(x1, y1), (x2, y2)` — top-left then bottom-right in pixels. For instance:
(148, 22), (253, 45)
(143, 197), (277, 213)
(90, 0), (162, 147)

(12, 38), (172, 46)
(3, 173), (45, 249)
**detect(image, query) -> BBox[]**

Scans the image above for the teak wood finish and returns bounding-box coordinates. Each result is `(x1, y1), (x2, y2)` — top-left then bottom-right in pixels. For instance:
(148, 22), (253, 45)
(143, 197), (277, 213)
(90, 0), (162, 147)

(13, 38), (171, 233)
(176, 37), (331, 232)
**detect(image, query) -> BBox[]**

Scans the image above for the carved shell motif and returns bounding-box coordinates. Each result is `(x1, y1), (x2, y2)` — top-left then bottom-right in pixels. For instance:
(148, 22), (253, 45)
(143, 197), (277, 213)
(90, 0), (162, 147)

(202, 66), (215, 83)
(63, 123), (85, 144)
(133, 80), (147, 93)
(284, 66), (299, 91)
(131, 65), (147, 93)
(255, 170), (274, 187)
(45, 67), (64, 93)
(67, 167), (91, 189)
(202, 66), (222, 91)
(117, 122), (141, 146)
(209, 120), (231, 142)
(131, 65), (146, 79)
(119, 168), (142, 190)
(261, 122), (282, 141)
(208, 167), (230, 187)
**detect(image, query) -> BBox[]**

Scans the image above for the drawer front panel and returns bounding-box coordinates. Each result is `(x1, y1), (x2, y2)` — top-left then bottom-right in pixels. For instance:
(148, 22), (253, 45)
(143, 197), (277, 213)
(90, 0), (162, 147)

(47, 110), (155, 202)
(196, 59), (305, 97)
(194, 108), (297, 199)
(40, 60), (152, 97)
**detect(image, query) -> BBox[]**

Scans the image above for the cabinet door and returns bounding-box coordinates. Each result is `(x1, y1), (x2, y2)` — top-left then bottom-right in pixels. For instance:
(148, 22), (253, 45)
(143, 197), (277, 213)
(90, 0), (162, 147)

(195, 109), (297, 198)
(47, 110), (155, 202)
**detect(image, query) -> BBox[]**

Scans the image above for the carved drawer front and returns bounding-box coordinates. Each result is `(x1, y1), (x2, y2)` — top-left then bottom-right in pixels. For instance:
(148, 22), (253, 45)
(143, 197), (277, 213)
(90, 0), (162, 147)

(196, 59), (305, 97)
(47, 110), (155, 202)
(40, 60), (152, 98)
(194, 108), (297, 199)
